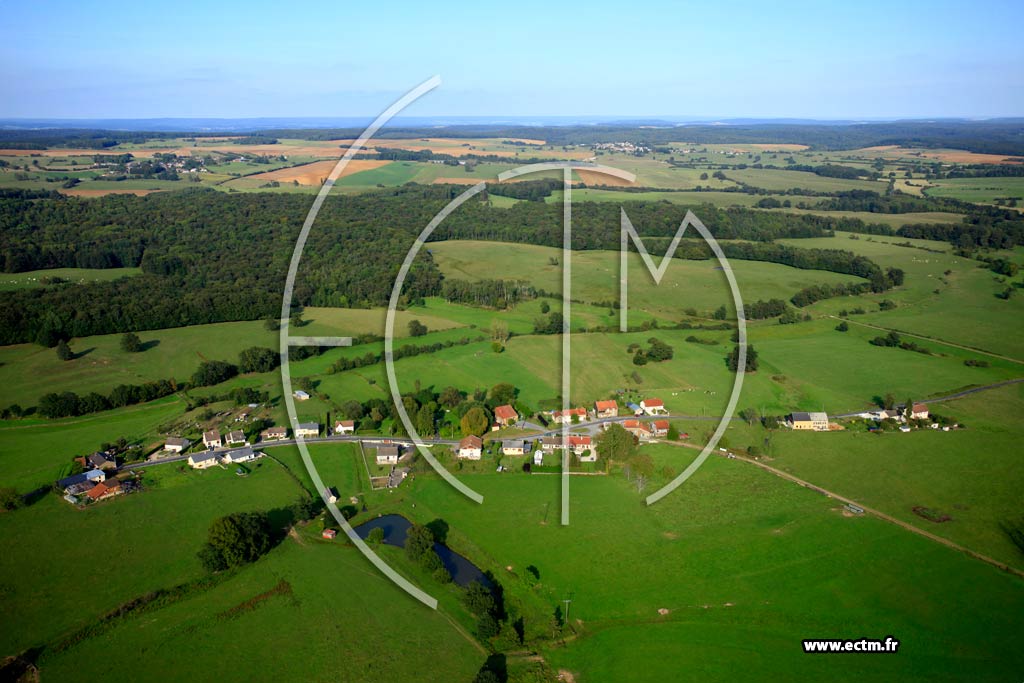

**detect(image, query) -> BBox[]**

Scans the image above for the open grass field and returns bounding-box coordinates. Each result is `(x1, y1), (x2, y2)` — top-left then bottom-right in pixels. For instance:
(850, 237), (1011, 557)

(726, 168), (888, 193)
(428, 239), (864, 319)
(777, 232), (1024, 359)
(769, 382), (1024, 569)
(0, 267), (142, 291)
(0, 453), (309, 656)
(0, 396), (186, 491)
(924, 176), (1024, 204)
(393, 459), (1024, 682)
(36, 538), (483, 683)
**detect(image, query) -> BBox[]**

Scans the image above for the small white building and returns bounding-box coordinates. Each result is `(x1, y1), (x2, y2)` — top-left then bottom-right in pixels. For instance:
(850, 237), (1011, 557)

(189, 452), (220, 469)
(202, 429), (221, 449)
(458, 435), (483, 460)
(222, 446), (259, 464)
(164, 437), (190, 453)
(376, 445), (400, 465)
(294, 390), (310, 401)
(502, 440), (527, 456)
(640, 398), (667, 416)
(533, 451), (544, 466)
(296, 423), (320, 438)
(226, 430), (246, 446)
(335, 420), (355, 435)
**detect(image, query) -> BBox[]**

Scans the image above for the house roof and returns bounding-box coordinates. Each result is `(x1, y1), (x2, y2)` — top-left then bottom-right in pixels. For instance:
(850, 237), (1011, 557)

(790, 412), (811, 421)
(459, 435), (482, 449)
(262, 426), (287, 435)
(541, 436), (563, 446)
(227, 430), (245, 440)
(203, 429), (220, 440)
(297, 422), (319, 431)
(494, 405), (518, 421)
(57, 469), (105, 489)
(88, 452), (115, 467)
(225, 446), (255, 460)
(912, 403), (928, 413)
(553, 407), (586, 418)
(335, 420), (355, 427)
(502, 440), (526, 450)
(377, 445), (400, 457)
(166, 437), (190, 447)
(595, 400), (617, 411)
(190, 452), (219, 463)
(568, 435), (591, 447)
(641, 398), (664, 407)
(626, 402), (641, 410)
(653, 420), (670, 430)
(808, 412), (828, 422)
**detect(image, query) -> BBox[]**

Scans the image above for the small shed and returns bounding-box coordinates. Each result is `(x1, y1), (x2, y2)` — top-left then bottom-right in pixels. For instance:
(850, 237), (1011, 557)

(322, 529), (337, 540)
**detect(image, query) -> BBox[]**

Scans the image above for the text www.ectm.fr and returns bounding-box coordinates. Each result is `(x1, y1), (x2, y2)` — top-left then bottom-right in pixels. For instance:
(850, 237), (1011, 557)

(803, 637), (900, 653)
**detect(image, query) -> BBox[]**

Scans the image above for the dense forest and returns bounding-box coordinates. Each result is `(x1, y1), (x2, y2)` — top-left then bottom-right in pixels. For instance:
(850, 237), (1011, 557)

(0, 187), (902, 345)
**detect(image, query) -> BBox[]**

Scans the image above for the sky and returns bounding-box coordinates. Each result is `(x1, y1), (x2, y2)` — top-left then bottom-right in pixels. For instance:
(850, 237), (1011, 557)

(1, 0), (1023, 120)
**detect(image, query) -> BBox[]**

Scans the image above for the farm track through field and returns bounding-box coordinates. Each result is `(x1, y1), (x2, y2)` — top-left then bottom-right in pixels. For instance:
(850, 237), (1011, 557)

(656, 440), (1024, 578)
(830, 316), (1024, 365)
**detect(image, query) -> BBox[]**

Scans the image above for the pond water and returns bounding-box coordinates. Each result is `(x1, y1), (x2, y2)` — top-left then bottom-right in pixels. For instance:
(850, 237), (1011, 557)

(352, 514), (489, 588)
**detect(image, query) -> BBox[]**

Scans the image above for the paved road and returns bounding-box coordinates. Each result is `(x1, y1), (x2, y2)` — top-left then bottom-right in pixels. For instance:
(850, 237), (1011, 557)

(833, 377), (1024, 418)
(123, 379), (1021, 471)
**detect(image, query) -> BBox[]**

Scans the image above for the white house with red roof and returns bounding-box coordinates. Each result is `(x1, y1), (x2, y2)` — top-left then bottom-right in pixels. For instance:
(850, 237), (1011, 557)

(551, 407), (587, 425)
(651, 420), (670, 437)
(334, 420), (355, 435)
(640, 398), (667, 415)
(458, 435), (482, 460)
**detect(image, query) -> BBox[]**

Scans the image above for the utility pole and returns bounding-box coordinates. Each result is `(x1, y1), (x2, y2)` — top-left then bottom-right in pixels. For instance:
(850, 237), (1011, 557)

(563, 596), (573, 626)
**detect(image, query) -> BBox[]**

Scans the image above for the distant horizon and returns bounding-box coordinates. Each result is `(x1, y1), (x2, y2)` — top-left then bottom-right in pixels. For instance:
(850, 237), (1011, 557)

(3, 114), (1023, 134)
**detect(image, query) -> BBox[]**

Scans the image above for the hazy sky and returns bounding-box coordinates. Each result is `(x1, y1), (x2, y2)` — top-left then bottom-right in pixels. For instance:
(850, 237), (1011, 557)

(2, 0), (1022, 120)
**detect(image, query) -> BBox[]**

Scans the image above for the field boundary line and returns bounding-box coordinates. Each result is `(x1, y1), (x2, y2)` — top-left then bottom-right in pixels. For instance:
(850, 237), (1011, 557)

(831, 316), (1024, 364)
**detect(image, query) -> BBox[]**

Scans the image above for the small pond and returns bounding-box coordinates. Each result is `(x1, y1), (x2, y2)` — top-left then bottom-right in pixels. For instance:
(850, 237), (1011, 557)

(353, 514), (489, 588)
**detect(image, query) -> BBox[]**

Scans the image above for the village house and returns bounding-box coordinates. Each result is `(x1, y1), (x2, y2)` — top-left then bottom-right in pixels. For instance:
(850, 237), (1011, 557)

(87, 452), (118, 471)
(551, 407), (587, 425)
(57, 469), (106, 496)
(226, 430), (246, 446)
(261, 426), (288, 441)
(203, 429), (221, 449)
(788, 411), (830, 431)
(502, 440), (527, 456)
(640, 398), (667, 416)
(376, 445), (400, 465)
(188, 452), (220, 469)
(296, 423), (320, 438)
(85, 478), (121, 502)
(651, 420), (670, 437)
(909, 403), (929, 420)
(622, 419), (653, 441)
(334, 420), (355, 435)
(222, 446), (259, 464)
(533, 451), (545, 466)
(567, 435), (593, 457)
(494, 404), (519, 427)
(594, 400), (619, 418)
(458, 435), (483, 460)
(164, 437), (190, 453)
(540, 436), (564, 452)
(626, 402), (643, 416)
(293, 390), (310, 401)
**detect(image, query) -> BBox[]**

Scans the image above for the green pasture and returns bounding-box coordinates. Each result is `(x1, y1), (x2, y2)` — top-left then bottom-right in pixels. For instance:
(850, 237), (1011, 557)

(0, 267), (142, 291)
